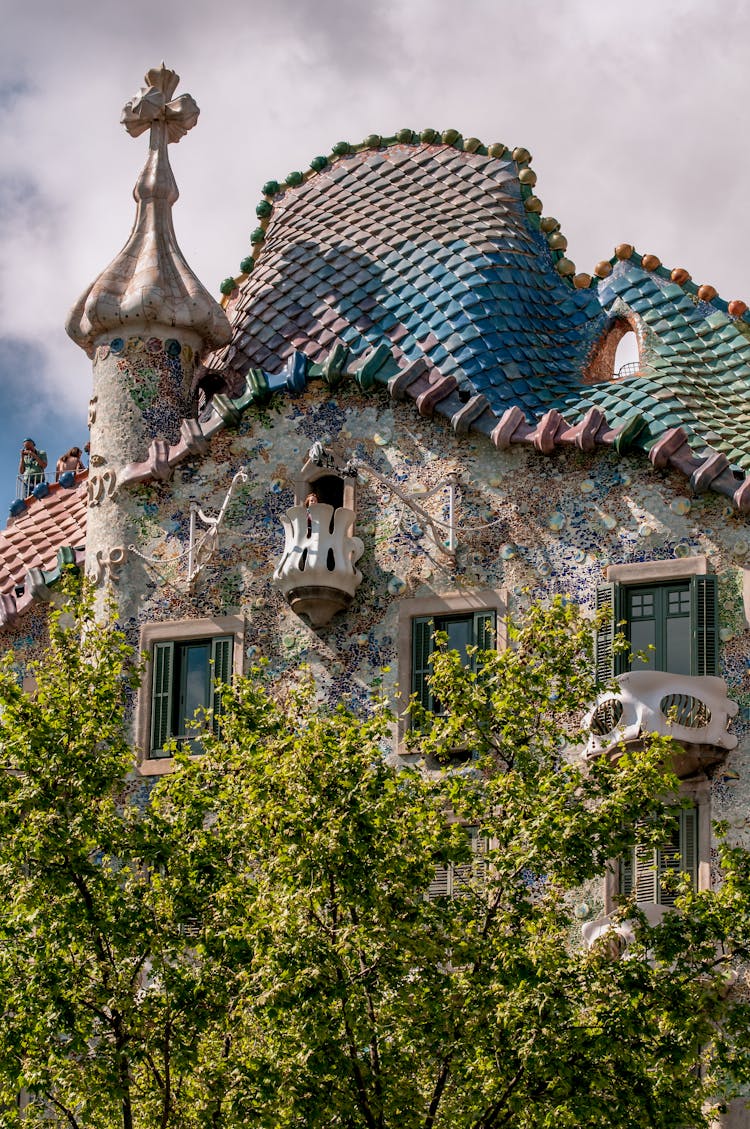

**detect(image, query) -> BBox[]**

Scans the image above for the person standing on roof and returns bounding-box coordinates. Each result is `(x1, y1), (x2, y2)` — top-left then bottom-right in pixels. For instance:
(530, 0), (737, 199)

(55, 447), (85, 481)
(18, 439), (48, 496)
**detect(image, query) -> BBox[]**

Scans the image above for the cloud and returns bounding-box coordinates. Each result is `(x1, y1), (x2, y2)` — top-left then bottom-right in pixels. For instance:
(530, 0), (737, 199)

(0, 0), (748, 488)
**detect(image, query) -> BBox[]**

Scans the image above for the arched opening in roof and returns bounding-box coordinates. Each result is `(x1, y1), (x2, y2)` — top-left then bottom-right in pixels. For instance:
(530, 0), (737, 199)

(584, 317), (642, 384)
(613, 332), (640, 378)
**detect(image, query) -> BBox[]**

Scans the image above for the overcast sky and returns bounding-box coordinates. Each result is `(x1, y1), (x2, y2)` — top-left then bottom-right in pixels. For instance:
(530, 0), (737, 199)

(1, 0), (748, 500)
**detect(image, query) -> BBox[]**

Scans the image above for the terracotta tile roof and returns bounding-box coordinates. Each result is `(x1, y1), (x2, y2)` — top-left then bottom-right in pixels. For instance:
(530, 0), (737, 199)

(0, 474), (87, 624)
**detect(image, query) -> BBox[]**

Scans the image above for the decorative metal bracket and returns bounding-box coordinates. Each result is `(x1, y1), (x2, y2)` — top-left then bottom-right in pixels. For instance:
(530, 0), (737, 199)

(128, 465), (248, 587)
(186, 466), (249, 585)
(307, 444), (457, 557)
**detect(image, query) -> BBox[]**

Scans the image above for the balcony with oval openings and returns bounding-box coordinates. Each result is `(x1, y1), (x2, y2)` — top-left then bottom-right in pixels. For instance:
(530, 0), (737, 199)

(586, 672), (738, 777)
(273, 450), (364, 627)
(588, 562), (738, 777)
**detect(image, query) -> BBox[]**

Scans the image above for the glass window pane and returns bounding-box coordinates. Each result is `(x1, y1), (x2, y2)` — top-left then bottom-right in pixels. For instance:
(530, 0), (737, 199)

(179, 643), (211, 734)
(630, 593), (654, 618)
(441, 616), (472, 664)
(666, 616), (691, 675)
(629, 620), (656, 670)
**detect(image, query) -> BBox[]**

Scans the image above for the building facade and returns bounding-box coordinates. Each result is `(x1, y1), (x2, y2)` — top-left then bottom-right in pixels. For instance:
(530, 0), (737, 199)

(1, 65), (749, 1124)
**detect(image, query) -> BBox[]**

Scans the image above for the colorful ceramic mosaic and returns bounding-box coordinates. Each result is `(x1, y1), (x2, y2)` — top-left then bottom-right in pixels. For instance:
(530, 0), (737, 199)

(2, 75), (750, 940)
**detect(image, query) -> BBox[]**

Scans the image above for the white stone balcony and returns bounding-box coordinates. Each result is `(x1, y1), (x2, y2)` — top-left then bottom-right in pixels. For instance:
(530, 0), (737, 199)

(273, 503), (364, 627)
(585, 671), (738, 774)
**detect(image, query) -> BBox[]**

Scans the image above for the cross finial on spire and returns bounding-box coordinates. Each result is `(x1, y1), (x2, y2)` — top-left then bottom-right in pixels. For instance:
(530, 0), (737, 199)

(121, 64), (199, 144)
(65, 64), (230, 355)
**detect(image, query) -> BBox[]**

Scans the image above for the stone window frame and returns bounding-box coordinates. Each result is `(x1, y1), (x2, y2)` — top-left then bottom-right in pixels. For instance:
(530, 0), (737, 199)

(604, 777), (712, 915)
(599, 556), (714, 914)
(396, 588), (507, 747)
(136, 615), (245, 777)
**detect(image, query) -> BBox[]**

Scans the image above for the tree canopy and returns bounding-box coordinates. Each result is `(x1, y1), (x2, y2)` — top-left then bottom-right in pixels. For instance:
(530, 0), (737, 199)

(0, 581), (749, 1127)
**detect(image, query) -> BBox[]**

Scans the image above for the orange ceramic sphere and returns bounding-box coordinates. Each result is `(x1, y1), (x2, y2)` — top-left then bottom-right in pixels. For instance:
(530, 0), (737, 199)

(641, 254), (661, 271)
(615, 243), (634, 260)
(698, 284), (718, 303)
(729, 299), (748, 318)
(671, 267), (691, 286)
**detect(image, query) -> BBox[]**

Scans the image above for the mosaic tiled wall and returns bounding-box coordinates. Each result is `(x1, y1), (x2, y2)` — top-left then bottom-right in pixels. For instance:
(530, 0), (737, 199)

(6, 383), (750, 924)
(115, 386), (750, 853)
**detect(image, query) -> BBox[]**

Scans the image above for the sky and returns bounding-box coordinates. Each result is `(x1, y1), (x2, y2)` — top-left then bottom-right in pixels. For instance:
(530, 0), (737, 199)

(1, 0), (749, 502)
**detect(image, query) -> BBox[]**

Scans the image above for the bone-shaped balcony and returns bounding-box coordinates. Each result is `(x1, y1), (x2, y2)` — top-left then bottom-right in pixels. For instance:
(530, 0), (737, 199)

(273, 503), (364, 627)
(585, 671), (738, 775)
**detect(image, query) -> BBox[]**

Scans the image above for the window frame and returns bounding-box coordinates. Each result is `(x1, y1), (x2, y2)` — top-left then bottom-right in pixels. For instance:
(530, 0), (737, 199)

(595, 556), (718, 680)
(137, 616), (245, 776)
(619, 804), (698, 907)
(604, 778), (711, 914)
(427, 826), (489, 899)
(397, 589), (506, 746)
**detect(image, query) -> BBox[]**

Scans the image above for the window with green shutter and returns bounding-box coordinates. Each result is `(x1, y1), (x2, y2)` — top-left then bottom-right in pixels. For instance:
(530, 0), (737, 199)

(411, 610), (497, 714)
(427, 828), (488, 899)
(620, 805), (698, 905)
(149, 634), (234, 758)
(595, 574), (718, 681)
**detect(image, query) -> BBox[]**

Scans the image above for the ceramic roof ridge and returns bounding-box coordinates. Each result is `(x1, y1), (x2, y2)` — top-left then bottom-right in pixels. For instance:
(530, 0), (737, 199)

(593, 244), (750, 325)
(215, 132), (585, 301)
(7, 470), (88, 522)
(2, 341), (749, 631)
(117, 341), (750, 514)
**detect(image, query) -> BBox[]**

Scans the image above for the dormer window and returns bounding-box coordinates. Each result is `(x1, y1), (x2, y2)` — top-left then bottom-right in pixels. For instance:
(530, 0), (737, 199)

(613, 330), (640, 380)
(584, 317), (642, 384)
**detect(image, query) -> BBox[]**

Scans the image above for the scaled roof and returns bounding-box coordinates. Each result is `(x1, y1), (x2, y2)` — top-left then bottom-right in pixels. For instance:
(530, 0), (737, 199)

(209, 133), (750, 476)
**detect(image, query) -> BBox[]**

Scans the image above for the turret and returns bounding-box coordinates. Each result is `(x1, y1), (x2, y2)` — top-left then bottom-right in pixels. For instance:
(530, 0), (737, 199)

(65, 65), (230, 618)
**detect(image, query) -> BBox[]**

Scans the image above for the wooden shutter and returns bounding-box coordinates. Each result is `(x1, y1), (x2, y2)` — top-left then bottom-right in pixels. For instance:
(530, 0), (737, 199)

(470, 830), (488, 889)
(427, 865), (450, 899)
(450, 829), (488, 896)
(623, 807), (698, 906)
(620, 850), (634, 898)
(691, 575), (719, 676)
(595, 583), (619, 682)
(412, 616), (434, 710)
(151, 641), (174, 756)
(472, 610), (497, 663)
(657, 826), (681, 907)
(210, 636), (233, 734)
(634, 843), (659, 904)
(658, 806), (698, 905)
(679, 805), (698, 889)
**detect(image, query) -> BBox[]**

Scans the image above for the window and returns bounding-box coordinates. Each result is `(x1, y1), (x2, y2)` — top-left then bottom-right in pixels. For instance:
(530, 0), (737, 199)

(397, 590), (506, 742)
(620, 806), (698, 906)
(137, 617), (243, 773)
(150, 636), (232, 757)
(596, 563), (718, 680)
(427, 828), (488, 899)
(412, 609), (497, 713)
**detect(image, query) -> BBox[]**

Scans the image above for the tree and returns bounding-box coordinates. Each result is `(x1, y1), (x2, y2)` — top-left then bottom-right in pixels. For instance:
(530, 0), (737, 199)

(0, 581), (238, 1128)
(0, 584), (749, 1127)
(157, 598), (750, 1127)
